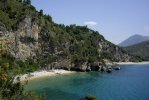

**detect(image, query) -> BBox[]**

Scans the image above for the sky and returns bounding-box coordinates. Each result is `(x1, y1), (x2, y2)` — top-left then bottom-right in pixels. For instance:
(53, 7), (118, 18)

(32, 0), (149, 44)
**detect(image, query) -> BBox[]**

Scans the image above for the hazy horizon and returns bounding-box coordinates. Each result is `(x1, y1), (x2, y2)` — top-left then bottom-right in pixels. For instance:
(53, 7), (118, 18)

(32, 0), (149, 44)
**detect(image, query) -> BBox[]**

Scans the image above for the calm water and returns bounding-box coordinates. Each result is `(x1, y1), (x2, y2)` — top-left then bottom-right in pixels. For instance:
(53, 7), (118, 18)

(25, 64), (149, 100)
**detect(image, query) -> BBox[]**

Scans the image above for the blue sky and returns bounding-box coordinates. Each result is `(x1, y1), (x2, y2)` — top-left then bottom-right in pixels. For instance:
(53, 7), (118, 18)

(32, 0), (149, 44)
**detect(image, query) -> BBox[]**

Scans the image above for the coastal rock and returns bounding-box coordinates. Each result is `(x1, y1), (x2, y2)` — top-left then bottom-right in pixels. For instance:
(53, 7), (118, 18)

(101, 66), (107, 72)
(113, 66), (121, 70)
(90, 62), (102, 71)
(47, 59), (72, 70)
(70, 62), (87, 72)
(106, 66), (113, 73)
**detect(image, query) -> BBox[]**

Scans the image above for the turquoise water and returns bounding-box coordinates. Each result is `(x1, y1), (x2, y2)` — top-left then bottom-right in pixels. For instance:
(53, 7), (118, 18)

(25, 64), (149, 100)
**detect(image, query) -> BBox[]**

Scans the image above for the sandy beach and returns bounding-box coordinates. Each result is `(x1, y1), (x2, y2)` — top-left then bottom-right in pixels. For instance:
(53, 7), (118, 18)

(14, 61), (149, 82)
(116, 61), (149, 65)
(14, 70), (75, 82)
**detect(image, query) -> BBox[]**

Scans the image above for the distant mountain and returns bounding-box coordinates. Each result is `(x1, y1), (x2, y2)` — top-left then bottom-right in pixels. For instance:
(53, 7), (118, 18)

(119, 34), (149, 47)
(124, 41), (149, 61)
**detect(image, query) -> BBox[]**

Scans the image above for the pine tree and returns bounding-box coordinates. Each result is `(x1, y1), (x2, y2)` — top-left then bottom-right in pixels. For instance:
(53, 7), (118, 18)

(39, 9), (43, 16)
(23, 0), (31, 5)
(26, 0), (31, 5)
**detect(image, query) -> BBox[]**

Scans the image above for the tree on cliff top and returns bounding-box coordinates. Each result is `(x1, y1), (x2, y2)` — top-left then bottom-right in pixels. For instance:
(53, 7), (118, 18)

(23, 0), (31, 5)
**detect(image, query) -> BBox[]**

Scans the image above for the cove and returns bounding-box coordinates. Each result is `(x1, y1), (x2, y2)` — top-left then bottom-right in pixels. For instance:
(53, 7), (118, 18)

(24, 64), (149, 100)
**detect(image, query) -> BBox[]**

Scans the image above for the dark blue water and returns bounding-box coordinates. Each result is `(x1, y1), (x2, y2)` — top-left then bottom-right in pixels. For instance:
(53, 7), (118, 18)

(25, 64), (149, 100)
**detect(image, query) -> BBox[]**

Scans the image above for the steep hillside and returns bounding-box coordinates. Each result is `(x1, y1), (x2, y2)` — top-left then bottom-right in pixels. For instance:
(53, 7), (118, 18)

(124, 41), (149, 61)
(119, 34), (149, 47)
(0, 0), (134, 72)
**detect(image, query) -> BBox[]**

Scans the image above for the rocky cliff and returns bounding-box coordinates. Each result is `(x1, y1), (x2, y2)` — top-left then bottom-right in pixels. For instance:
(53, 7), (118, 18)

(0, 0), (133, 71)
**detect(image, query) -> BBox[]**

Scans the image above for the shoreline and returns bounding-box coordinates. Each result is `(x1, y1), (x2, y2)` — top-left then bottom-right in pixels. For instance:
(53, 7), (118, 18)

(14, 69), (75, 83)
(14, 61), (149, 82)
(115, 61), (149, 65)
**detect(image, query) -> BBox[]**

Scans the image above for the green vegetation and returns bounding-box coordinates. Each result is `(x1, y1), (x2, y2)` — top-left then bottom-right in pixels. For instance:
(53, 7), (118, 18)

(0, 0), (130, 64)
(0, 54), (45, 99)
(85, 95), (98, 100)
(124, 41), (149, 61)
(0, 54), (39, 75)
(0, 0), (135, 99)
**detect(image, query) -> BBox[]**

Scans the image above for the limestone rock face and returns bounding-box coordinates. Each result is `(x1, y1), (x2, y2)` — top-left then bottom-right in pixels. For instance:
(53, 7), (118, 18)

(90, 62), (102, 71)
(98, 39), (130, 62)
(0, 17), (41, 61)
(0, 15), (132, 70)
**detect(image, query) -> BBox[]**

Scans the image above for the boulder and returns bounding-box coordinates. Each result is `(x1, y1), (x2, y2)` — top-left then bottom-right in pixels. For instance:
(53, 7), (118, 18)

(106, 66), (113, 73)
(90, 62), (102, 71)
(101, 66), (107, 72)
(70, 62), (88, 72)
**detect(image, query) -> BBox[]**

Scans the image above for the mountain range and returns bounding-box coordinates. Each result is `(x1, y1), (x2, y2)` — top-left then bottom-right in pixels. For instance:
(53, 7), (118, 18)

(119, 34), (149, 47)
(124, 40), (149, 61)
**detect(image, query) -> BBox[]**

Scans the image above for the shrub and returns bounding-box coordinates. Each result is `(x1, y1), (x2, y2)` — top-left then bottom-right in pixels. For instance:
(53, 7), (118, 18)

(85, 95), (98, 100)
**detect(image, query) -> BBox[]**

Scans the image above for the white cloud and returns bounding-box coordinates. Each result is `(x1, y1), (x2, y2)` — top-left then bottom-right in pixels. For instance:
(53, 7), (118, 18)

(84, 21), (97, 27)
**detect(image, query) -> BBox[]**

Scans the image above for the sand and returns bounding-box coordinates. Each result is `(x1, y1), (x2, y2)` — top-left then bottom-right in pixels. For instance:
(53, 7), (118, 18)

(115, 61), (149, 65)
(14, 61), (149, 82)
(14, 70), (75, 82)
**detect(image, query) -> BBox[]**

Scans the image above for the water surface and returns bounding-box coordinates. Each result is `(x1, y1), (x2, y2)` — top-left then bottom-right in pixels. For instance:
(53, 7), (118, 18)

(25, 64), (149, 100)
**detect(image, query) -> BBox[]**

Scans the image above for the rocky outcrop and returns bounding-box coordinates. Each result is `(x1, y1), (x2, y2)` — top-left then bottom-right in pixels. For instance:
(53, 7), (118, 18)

(89, 62), (101, 71)
(0, 17), (41, 61)
(0, 0), (137, 74)
(0, 15), (132, 71)
(70, 62), (87, 72)
(98, 39), (130, 62)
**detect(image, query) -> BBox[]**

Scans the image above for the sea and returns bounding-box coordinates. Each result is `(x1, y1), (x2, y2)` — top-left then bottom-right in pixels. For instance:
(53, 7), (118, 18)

(24, 64), (149, 100)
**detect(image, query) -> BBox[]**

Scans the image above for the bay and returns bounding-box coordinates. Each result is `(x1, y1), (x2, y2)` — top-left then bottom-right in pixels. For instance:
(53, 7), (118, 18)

(24, 64), (149, 100)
